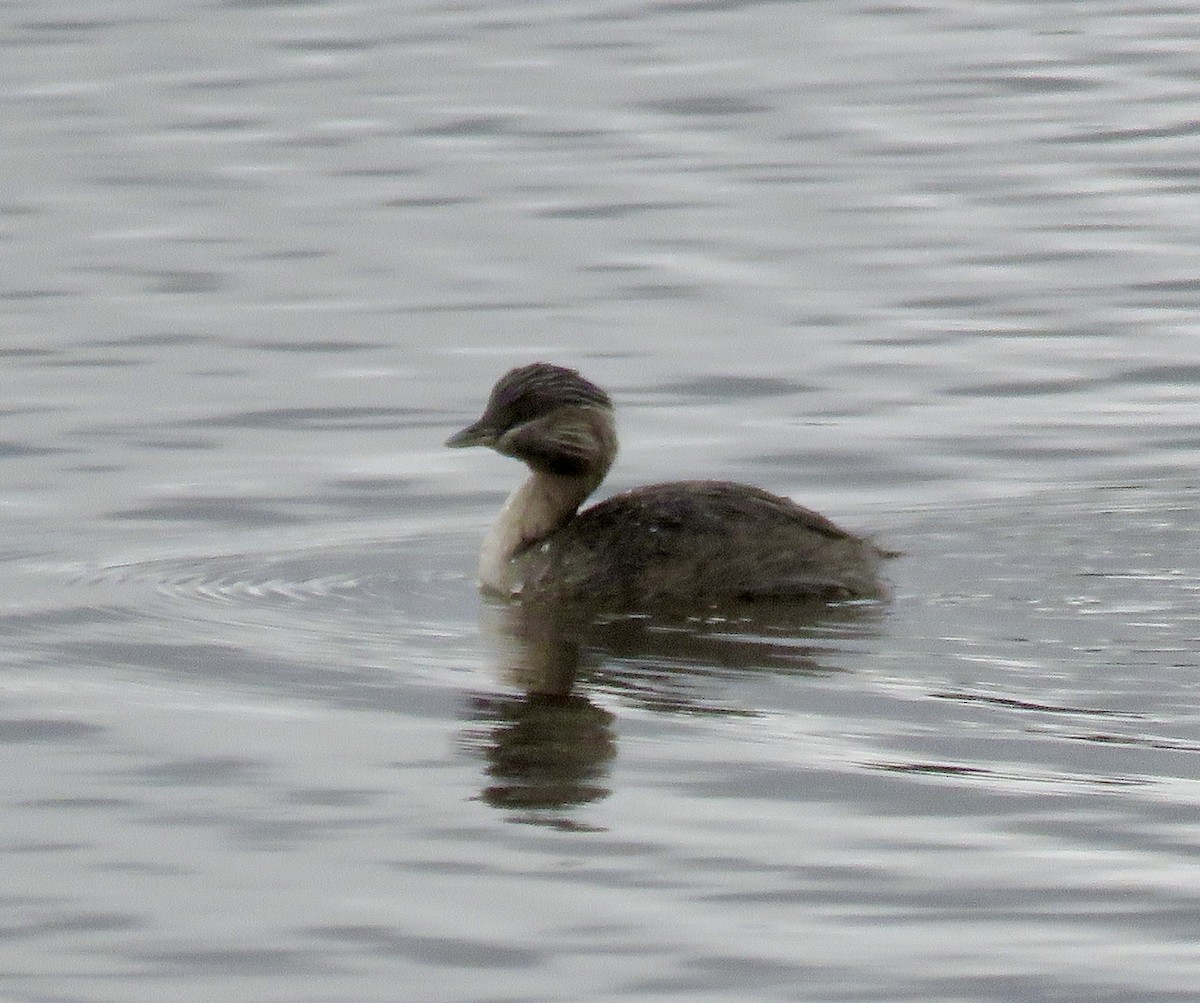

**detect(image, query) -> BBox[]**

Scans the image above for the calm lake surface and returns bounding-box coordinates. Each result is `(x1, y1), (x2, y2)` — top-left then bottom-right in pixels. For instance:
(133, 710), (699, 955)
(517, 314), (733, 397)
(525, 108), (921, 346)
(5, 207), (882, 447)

(3, 1), (1199, 1000)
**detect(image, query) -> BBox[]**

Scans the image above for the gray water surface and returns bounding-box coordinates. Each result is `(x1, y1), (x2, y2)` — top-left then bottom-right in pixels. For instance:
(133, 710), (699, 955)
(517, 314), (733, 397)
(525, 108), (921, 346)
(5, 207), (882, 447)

(4, 2), (1200, 1001)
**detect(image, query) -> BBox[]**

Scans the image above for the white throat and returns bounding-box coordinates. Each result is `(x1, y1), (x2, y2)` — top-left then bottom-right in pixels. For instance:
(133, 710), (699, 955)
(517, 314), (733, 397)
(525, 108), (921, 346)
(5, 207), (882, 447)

(478, 471), (596, 594)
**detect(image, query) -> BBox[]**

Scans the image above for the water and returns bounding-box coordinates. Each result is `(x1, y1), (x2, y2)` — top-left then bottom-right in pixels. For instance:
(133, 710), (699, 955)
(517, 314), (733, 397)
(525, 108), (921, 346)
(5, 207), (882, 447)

(3, 1), (1200, 1000)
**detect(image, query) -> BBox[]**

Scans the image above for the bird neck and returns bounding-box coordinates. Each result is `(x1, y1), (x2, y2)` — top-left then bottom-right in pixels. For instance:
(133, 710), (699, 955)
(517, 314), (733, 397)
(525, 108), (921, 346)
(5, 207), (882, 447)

(479, 469), (602, 594)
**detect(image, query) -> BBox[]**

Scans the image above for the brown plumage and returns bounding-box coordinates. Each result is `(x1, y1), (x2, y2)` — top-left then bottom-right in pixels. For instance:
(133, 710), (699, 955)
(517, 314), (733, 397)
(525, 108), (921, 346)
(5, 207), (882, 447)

(447, 363), (891, 609)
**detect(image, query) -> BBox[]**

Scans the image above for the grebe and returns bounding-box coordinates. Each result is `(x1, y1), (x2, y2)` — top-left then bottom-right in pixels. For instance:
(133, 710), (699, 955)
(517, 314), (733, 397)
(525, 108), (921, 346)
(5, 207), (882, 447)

(447, 363), (891, 608)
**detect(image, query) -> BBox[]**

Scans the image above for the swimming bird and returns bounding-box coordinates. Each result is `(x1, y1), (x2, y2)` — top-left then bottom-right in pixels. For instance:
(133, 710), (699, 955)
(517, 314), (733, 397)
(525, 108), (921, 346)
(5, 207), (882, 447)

(447, 363), (891, 609)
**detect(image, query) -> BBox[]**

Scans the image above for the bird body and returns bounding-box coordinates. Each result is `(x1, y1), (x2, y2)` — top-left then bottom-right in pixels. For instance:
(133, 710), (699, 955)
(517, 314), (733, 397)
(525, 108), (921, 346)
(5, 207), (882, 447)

(448, 364), (890, 609)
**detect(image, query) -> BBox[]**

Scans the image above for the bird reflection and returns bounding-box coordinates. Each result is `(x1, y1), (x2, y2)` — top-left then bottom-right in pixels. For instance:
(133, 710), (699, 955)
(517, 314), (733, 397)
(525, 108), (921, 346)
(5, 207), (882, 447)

(459, 597), (610, 826)
(464, 690), (615, 820)
(460, 594), (885, 825)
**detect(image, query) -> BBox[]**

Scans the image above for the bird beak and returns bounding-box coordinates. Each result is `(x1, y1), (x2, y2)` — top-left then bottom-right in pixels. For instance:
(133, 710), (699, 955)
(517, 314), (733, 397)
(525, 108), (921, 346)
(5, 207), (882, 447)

(445, 420), (494, 448)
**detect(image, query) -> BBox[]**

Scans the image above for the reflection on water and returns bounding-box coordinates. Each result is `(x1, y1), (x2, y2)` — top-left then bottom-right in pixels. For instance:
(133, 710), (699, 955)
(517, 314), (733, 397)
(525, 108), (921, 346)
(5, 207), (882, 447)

(462, 592), (888, 821)
(463, 691), (615, 824)
(484, 591), (886, 697)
